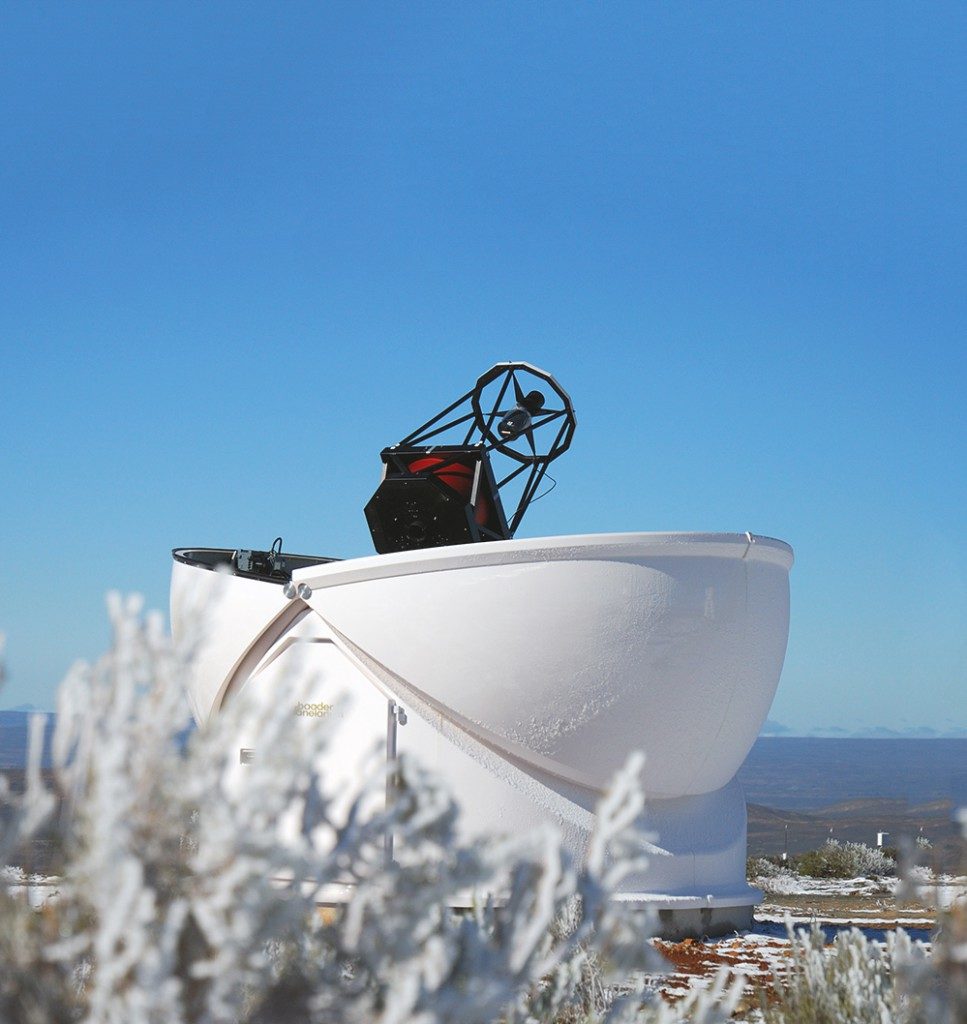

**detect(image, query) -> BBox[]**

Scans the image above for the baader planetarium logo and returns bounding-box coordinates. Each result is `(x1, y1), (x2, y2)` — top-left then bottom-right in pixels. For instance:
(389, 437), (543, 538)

(294, 701), (333, 718)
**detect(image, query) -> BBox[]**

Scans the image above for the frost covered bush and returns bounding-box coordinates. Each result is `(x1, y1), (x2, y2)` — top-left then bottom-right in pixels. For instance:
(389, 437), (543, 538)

(794, 839), (896, 879)
(747, 856), (784, 879)
(0, 594), (746, 1024)
(763, 811), (967, 1024)
(761, 924), (927, 1024)
(763, 913), (967, 1024)
(747, 858), (803, 896)
(756, 873), (803, 898)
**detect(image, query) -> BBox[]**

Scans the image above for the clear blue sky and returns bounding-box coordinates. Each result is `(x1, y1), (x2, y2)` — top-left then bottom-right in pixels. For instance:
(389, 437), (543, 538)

(1, 3), (964, 732)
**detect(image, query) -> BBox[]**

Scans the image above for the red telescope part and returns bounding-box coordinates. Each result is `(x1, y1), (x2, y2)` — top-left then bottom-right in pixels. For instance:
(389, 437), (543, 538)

(408, 456), (491, 526)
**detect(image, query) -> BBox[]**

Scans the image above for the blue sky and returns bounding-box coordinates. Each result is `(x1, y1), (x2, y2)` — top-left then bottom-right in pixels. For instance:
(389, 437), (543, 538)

(1, 3), (964, 732)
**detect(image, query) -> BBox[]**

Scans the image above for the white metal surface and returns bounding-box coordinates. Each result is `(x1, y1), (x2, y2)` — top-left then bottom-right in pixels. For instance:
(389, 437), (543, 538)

(170, 531), (793, 915)
(292, 532), (791, 798)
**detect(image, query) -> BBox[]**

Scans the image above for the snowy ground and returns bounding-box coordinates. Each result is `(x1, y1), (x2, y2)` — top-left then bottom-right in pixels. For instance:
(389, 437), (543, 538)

(642, 872), (966, 1010)
(753, 872), (966, 932)
(648, 931), (797, 1004)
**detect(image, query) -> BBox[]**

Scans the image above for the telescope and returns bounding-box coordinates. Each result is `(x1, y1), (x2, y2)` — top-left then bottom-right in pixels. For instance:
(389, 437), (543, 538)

(364, 362), (576, 553)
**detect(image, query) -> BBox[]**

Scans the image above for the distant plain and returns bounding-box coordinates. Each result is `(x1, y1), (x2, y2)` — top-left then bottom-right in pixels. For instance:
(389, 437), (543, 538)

(739, 737), (966, 865)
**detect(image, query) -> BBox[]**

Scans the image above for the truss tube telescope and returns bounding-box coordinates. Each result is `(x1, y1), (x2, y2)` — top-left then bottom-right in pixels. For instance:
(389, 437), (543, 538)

(364, 362), (577, 553)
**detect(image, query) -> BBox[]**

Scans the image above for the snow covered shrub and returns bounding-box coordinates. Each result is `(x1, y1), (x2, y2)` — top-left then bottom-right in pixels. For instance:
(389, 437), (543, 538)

(791, 841), (849, 879)
(756, 873), (803, 897)
(0, 594), (746, 1024)
(747, 856), (784, 879)
(764, 810), (967, 1024)
(794, 839), (895, 879)
(747, 857), (803, 896)
(760, 924), (927, 1024)
(763, 912), (967, 1024)
(843, 840), (897, 878)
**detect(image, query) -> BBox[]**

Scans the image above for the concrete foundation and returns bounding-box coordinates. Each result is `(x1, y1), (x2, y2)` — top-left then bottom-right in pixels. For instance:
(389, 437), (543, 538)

(654, 904), (754, 940)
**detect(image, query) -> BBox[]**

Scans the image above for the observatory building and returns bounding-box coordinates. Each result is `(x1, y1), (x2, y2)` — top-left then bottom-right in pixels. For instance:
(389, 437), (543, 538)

(171, 363), (793, 937)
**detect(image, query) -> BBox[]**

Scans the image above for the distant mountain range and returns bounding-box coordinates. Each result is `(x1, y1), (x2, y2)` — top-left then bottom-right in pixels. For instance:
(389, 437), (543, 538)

(759, 717), (967, 739)
(0, 709), (197, 768)
(0, 709), (56, 768)
(0, 708), (54, 725)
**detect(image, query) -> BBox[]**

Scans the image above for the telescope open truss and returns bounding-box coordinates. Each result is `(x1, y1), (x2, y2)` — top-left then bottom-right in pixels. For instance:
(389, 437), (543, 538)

(365, 362), (576, 553)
